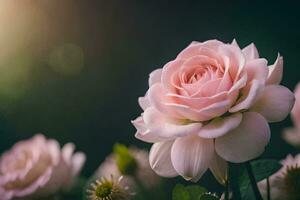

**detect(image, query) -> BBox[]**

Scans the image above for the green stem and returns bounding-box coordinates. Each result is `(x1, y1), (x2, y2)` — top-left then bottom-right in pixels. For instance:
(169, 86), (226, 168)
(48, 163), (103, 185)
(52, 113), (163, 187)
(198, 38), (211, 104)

(229, 163), (241, 200)
(224, 179), (229, 200)
(267, 177), (271, 200)
(245, 162), (263, 200)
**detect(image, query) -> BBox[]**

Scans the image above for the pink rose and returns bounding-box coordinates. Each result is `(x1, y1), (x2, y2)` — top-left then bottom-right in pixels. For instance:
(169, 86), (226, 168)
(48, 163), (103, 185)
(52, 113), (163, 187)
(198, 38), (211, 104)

(132, 39), (295, 182)
(0, 134), (86, 200)
(283, 83), (300, 147)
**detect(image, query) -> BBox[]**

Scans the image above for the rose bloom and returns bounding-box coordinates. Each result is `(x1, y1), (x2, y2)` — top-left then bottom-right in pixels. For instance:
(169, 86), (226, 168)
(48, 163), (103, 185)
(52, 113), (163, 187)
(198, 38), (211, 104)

(95, 147), (161, 190)
(283, 83), (300, 147)
(132, 39), (295, 182)
(0, 134), (86, 200)
(258, 154), (300, 200)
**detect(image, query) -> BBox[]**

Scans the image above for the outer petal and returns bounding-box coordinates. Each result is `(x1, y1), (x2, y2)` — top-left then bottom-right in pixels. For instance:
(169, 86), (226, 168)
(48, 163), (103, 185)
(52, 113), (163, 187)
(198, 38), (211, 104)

(70, 152), (86, 177)
(138, 95), (150, 110)
(171, 136), (214, 182)
(177, 40), (224, 60)
(229, 80), (264, 113)
(149, 68), (162, 86)
(251, 85), (295, 122)
(132, 116), (168, 143)
(231, 39), (240, 48)
(266, 54), (283, 85)
(242, 43), (259, 61)
(198, 113), (242, 139)
(149, 140), (178, 177)
(215, 112), (270, 163)
(143, 107), (203, 138)
(209, 151), (228, 185)
(245, 58), (268, 82)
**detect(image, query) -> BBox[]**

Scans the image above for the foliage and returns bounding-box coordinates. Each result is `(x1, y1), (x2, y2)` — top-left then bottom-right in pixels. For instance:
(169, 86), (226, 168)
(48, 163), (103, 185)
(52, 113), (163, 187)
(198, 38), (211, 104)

(238, 159), (282, 200)
(172, 184), (219, 200)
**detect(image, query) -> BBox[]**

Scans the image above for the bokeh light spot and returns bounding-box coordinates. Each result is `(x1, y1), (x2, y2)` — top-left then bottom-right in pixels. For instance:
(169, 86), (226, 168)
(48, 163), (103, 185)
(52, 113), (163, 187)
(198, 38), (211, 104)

(48, 43), (84, 76)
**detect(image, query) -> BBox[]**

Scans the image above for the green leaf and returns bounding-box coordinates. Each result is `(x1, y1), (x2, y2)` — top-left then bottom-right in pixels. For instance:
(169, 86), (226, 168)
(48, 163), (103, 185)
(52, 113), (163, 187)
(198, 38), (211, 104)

(199, 193), (219, 200)
(250, 159), (282, 182)
(172, 184), (208, 200)
(172, 184), (190, 200)
(186, 185), (207, 200)
(239, 159), (282, 200)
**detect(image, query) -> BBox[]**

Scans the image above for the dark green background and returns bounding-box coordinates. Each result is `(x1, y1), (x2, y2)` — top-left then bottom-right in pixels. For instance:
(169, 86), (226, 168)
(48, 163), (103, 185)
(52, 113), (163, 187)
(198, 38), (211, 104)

(0, 0), (299, 193)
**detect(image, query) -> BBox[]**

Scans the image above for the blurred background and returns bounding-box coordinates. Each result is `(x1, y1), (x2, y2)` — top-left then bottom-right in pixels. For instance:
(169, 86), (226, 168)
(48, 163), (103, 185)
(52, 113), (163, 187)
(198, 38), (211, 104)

(0, 0), (299, 193)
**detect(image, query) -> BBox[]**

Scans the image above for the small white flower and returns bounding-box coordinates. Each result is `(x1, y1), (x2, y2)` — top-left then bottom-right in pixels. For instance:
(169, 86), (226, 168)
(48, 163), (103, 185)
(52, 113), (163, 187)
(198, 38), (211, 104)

(87, 176), (132, 200)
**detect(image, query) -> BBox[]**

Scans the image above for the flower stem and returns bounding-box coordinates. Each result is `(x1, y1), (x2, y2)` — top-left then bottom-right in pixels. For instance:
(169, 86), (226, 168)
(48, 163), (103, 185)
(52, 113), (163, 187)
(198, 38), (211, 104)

(245, 162), (263, 200)
(267, 177), (271, 200)
(224, 179), (229, 200)
(229, 163), (241, 200)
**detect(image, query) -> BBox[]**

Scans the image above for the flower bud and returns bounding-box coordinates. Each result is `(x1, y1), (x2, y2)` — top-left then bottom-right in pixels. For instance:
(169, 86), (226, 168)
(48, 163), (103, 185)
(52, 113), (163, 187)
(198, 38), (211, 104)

(113, 144), (138, 176)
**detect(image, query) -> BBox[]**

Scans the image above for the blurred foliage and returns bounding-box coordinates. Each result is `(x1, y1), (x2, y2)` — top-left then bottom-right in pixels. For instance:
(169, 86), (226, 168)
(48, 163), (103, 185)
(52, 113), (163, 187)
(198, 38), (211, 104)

(238, 160), (282, 200)
(172, 184), (219, 200)
(113, 143), (138, 176)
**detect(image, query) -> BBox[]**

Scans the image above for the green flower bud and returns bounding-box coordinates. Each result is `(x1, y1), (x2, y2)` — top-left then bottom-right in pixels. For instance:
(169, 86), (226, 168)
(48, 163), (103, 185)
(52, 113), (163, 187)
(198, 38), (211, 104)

(113, 144), (138, 176)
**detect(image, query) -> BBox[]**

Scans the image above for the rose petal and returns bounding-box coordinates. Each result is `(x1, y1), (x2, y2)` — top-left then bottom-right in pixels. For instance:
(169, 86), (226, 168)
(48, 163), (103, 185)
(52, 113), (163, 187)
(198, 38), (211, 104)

(135, 131), (167, 143)
(218, 44), (245, 80)
(198, 113), (242, 139)
(291, 83), (300, 127)
(61, 143), (75, 166)
(202, 40), (224, 50)
(177, 40), (224, 60)
(132, 116), (168, 143)
(282, 128), (300, 148)
(143, 107), (203, 138)
(209, 151), (228, 185)
(148, 83), (183, 118)
(138, 95), (150, 110)
(149, 68), (162, 86)
(229, 80), (264, 113)
(71, 152), (86, 176)
(215, 112), (270, 163)
(266, 54), (283, 85)
(242, 43), (259, 61)
(171, 135), (214, 182)
(176, 42), (201, 60)
(167, 91), (228, 110)
(231, 39), (240, 48)
(161, 60), (185, 93)
(149, 140), (178, 177)
(245, 58), (268, 82)
(228, 71), (248, 94)
(251, 85), (295, 122)
(166, 100), (231, 121)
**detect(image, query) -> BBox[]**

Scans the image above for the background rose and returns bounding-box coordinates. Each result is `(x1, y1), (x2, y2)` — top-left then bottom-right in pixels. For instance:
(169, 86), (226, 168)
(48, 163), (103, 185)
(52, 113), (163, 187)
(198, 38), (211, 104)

(132, 39), (295, 182)
(283, 83), (300, 147)
(0, 134), (86, 200)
